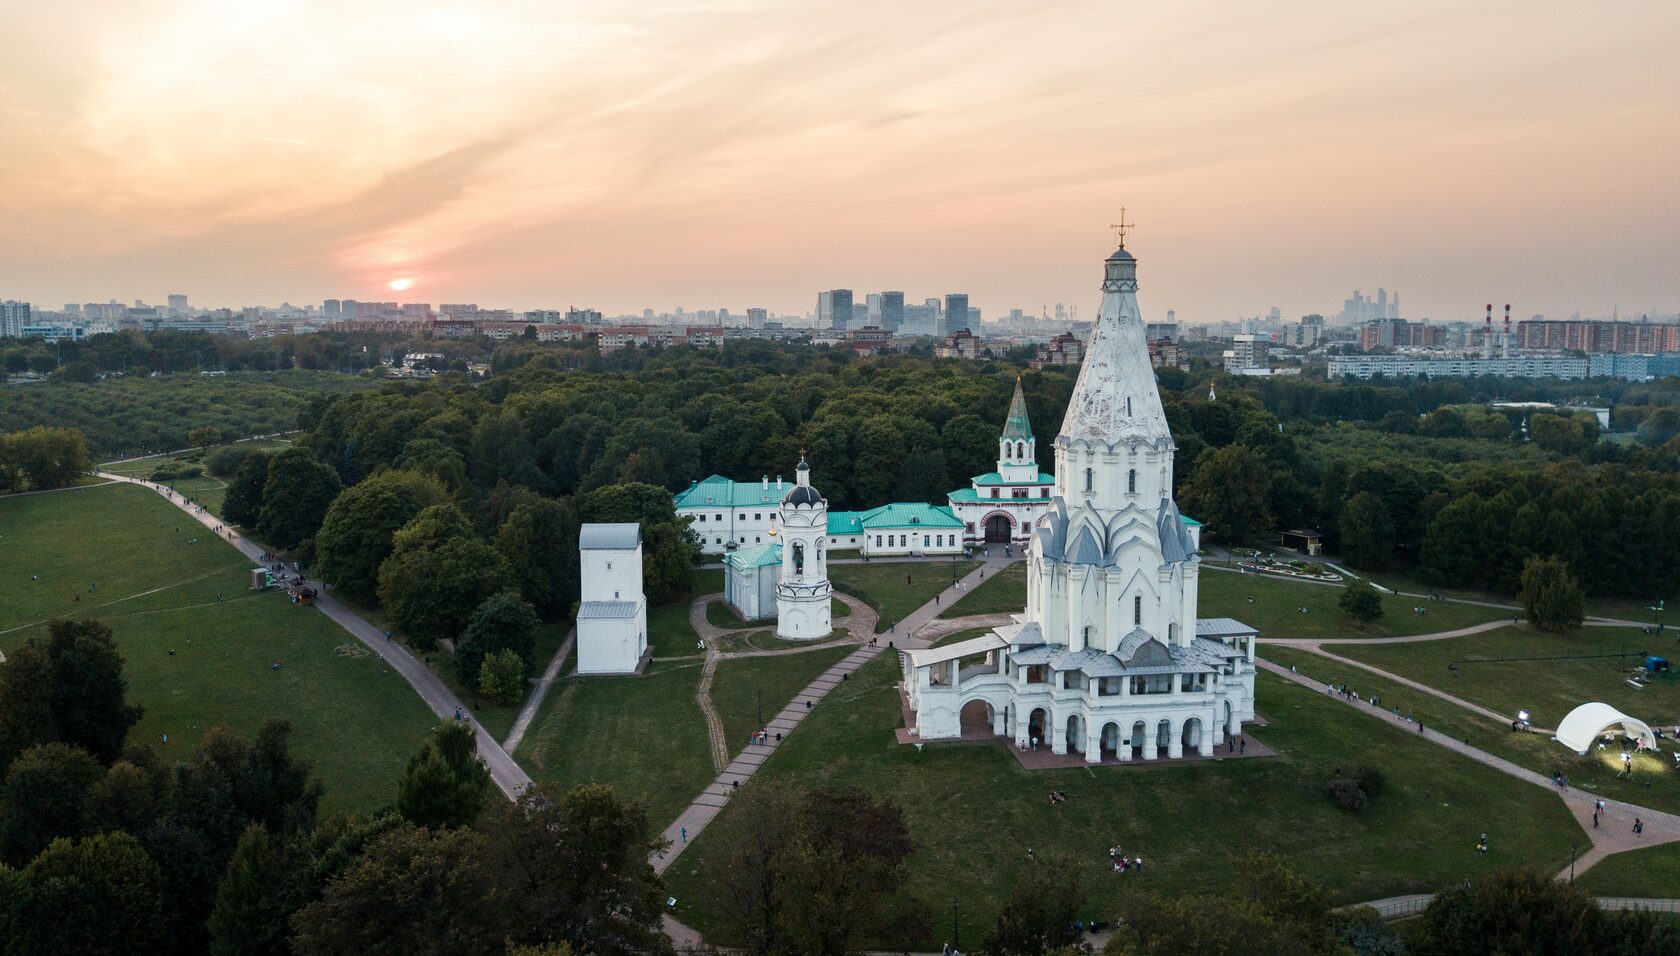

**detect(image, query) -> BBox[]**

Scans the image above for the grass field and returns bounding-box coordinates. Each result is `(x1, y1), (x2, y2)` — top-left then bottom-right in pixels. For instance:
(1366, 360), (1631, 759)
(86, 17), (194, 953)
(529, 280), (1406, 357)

(0, 482), (436, 814)
(830, 560), (979, 632)
(1578, 841), (1680, 897)
(939, 561), (1027, 618)
(661, 655), (1586, 948)
(1201, 568), (1508, 639)
(514, 655), (714, 826)
(712, 647), (852, 758)
(1260, 645), (1680, 816)
(1331, 625), (1680, 731)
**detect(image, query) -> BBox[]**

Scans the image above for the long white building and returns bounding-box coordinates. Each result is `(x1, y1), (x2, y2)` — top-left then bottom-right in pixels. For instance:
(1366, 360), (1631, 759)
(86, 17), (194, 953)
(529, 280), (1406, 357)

(904, 240), (1257, 761)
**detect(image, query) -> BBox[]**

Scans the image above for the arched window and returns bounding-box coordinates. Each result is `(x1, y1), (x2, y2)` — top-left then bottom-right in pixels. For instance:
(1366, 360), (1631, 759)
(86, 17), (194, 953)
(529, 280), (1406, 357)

(1126, 396), (1133, 417)
(1083, 625), (1091, 645)
(1168, 622), (1178, 643)
(1084, 468), (1093, 492)
(1127, 469), (1136, 494)
(1016, 441), (1025, 459)
(1133, 595), (1142, 625)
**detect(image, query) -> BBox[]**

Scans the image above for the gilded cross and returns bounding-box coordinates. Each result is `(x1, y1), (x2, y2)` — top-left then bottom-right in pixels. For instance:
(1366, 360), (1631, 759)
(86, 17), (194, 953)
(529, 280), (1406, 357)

(1109, 208), (1135, 248)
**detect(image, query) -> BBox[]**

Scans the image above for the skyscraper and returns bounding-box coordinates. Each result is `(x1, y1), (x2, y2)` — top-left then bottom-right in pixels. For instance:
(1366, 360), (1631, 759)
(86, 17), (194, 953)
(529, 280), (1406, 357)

(943, 293), (969, 335)
(879, 291), (904, 332)
(167, 294), (189, 313)
(818, 289), (853, 331)
(0, 300), (30, 338)
(747, 307), (768, 329)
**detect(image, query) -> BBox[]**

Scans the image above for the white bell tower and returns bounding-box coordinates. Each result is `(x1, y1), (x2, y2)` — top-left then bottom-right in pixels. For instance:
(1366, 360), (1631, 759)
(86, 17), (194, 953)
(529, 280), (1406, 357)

(775, 456), (832, 640)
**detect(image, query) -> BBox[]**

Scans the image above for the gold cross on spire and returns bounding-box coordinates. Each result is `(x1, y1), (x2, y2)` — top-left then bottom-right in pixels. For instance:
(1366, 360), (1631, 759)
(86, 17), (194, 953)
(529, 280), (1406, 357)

(1109, 208), (1135, 248)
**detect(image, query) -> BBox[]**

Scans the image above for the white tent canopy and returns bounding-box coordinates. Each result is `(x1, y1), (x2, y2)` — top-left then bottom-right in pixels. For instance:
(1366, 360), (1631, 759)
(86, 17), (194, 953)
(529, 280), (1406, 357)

(1553, 702), (1657, 756)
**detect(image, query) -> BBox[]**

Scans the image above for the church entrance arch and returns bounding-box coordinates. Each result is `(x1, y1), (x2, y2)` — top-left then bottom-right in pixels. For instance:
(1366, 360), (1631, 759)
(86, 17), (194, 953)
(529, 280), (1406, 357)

(1100, 722), (1121, 759)
(959, 700), (994, 736)
(1027, 707), (1049, 747)
(1066, 714), (1086, 754)
(983, 513), (1013, 543)
(1129, 720), (1148, 758)
(1182, 717), (1203, 753)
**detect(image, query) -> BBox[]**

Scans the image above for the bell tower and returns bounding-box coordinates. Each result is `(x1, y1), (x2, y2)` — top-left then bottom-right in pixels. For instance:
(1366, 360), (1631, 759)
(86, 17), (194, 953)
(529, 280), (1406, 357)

(775, 456), (832, 640)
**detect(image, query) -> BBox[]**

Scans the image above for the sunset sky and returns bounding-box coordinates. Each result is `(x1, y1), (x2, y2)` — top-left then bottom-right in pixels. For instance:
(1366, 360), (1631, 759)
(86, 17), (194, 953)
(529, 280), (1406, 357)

(2, 1), (1677, 322)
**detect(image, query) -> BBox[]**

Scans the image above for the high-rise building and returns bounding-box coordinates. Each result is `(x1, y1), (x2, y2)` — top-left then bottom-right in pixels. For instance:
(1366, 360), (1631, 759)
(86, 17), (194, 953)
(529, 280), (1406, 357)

(904, 303), (937, 336)
(1, 300), (31, 338)
(879, 291), (904, 332)
(943, 293), (969, 335)
(818, 289), (854, 331)
(866, 293), (882, 323)
(167, 294), (189, 313)
(323, 299), (341, 319)
(566, 307), (604, 324)
(747, 307), (768, 329)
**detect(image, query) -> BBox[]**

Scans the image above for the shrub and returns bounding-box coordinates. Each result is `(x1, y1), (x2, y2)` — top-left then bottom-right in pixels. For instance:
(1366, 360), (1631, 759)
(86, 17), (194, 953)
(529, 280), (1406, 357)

(1326, 777), (1367, 813)
(1355, 765), (1386, 800)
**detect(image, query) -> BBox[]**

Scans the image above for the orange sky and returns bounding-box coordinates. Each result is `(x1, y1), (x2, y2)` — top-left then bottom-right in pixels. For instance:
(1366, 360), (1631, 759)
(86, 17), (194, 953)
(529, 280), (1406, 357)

(2, 1), (1677, 322)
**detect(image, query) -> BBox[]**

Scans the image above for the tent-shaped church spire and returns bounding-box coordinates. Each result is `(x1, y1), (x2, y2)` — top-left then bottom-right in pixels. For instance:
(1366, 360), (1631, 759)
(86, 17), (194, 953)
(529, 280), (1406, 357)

(1001, 377), (1033, 442)
(1055, 233), (1172, 450)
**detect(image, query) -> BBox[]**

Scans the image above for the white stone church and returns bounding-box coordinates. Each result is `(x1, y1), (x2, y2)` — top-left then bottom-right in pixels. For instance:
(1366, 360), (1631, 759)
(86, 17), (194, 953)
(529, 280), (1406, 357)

(721, 457), (835, 640)
(904, 241), (1258, 761)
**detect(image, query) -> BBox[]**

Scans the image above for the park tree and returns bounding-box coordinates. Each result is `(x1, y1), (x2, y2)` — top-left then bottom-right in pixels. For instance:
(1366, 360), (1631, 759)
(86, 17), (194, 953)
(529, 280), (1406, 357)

(256, 446), (343, 549)
(378, 511), (515, 650)
(221, 450), (274, 527)
(1420, 494), (1496, 590)
(456, 591), (540, 690)
(188, 425), (222, 450)
(0, 619), (142, 774)
(1412, 869), (1603, 956)
(1178, 444), (1273, 545)
(397, 721), (490, 830)
(0, 425), (89, 491)
(477, 648), (528, 705)
(82, 759), (162, 836)
(1108, 852), (1341, 956)
(208, 824), (306, 956)
(484, 783), (672, 955)
(717, 782), (922, 956)
(13, 832), (167, 956)
(313, 470), (447, 600)
(1528, 412), (1597, 457)
(1338, 580), (1383, 625)
(1519, 556), (1584, 632)
(495, 497), (581, 617)
(167, 720), (321, 871)
(1338, 492), (1394, 571)
(0, 743), (103, 866)
(981, 857), (1086, 956)
(288, 824), (503, 956)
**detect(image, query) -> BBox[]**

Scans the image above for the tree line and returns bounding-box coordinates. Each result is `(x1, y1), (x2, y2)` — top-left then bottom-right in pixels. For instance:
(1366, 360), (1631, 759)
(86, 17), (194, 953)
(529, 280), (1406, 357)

(0, 426), (88, 493)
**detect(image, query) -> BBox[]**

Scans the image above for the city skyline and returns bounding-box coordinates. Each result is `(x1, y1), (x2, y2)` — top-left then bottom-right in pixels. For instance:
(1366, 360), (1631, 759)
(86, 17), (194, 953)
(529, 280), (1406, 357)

(2, 2), (1677, 321)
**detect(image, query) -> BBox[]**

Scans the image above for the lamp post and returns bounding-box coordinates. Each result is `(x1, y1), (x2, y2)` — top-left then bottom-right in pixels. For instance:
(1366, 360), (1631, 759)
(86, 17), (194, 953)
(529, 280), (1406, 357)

(951, 899), (960, 952)
(1570, 844), (1578, 882)
(1648, 599), (1666, 637)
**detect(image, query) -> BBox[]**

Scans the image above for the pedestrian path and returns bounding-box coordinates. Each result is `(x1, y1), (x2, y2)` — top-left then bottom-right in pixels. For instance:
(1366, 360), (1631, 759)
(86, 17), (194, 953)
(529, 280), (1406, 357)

(651, 554), (1015, 877)
(501, 627), (575, 753)
(97, 472), (535, 801)
(1257, 657), (1680, 879)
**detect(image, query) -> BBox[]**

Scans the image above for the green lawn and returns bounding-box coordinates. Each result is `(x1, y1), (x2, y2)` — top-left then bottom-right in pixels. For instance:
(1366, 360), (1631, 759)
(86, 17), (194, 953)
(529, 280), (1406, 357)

(649, 599), (705, 658)
(1578, 841), (1680, 897)
(829, 560), (979, 632)
(662, 655), (1586, 948)
(0, 482), (436, 814)
(1201, 568), (1508, 639)
(1331, 625), (1679, 731)
(705, 598), (749, 630)
(939, 561), (1027, 618)
(712, 648), (852, 757)
(514, 657), (714, 826)
(1260, 645), (1680, 815)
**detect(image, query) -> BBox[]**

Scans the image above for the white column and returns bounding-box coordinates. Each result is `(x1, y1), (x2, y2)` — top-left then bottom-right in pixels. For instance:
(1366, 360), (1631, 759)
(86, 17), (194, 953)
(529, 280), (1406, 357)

(1198, 712), (1214, 757)
(1051, 709), (1067, 755)
(1085, 720), (1102, 764)
(1167, 718), (1183, 759)
(1143, 717), (1159, 760)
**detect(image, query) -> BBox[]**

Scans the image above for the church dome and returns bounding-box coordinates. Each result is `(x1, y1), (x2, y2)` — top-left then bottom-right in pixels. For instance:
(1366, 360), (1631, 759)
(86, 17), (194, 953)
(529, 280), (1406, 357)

(783, 484), (823, 507)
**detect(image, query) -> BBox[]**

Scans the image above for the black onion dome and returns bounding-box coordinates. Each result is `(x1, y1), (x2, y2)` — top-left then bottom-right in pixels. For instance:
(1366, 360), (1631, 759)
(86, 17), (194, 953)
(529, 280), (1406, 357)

(783, 484), (823, 506)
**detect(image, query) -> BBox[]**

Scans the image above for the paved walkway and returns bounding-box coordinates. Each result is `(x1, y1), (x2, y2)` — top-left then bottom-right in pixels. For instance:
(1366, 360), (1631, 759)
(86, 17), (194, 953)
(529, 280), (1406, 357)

(1257, 658), (1680, 878)
(96, 472), (534, 801)
(501, 627), (575, 753)
(652, 554), (1016, 878)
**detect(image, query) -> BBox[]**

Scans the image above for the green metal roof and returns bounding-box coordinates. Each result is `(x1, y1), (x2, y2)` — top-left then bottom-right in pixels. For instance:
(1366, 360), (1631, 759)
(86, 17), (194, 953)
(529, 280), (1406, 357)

(724, 542), (782, 569)
(1001, 378), (1034, 442)
(674, 474), (786, 509)
(1180, 514), (1203, 527)
(857, 502), (964, 530)
(972, 471), (1055, 486)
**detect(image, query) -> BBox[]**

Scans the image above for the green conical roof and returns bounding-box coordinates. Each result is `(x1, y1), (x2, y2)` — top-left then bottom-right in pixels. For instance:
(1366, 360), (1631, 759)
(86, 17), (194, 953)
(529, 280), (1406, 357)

(1001, 378), (1033, 441)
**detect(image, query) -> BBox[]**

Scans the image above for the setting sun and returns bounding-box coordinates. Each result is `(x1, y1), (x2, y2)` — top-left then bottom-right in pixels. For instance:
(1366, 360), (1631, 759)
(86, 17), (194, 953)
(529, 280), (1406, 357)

(388, 277), (413, 292)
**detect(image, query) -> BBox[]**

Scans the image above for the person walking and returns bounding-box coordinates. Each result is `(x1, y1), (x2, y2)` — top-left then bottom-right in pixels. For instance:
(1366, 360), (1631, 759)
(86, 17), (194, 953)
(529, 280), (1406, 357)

(1239, 738), (1246, 755)
(681, 826), (688, 844)
(1634, 818), (1644, 836)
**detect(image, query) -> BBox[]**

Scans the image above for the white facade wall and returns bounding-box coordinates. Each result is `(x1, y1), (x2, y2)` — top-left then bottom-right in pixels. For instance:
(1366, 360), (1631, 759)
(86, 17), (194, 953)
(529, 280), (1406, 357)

(577, 617), (643, 675)
(858, 528), (965, 557)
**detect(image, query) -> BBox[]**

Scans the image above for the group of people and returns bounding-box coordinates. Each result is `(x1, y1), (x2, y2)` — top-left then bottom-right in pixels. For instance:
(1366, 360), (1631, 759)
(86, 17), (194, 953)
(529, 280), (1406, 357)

(749, 727), (777, 746)
(1107, 845), (1144, 874)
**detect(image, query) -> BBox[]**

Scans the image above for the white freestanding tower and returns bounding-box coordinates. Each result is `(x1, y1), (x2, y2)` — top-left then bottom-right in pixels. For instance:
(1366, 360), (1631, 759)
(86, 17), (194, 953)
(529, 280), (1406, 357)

(775, 457), (833, 640)
(576, 523), (649, 675)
